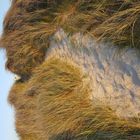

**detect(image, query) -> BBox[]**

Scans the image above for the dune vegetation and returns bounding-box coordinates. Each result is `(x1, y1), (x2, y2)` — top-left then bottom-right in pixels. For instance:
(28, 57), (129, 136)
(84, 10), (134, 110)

(1, 0), (140, 140)
(1, 0), (140, 78)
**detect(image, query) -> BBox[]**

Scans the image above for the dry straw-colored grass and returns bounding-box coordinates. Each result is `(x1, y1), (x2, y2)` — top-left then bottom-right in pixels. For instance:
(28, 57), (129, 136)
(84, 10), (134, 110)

(8, 82), (42, 140)
(34, 59), (140, 140)
(2, 0), (140, 140)
(9, 58), (140, 140)
(1, 0), (140, 77)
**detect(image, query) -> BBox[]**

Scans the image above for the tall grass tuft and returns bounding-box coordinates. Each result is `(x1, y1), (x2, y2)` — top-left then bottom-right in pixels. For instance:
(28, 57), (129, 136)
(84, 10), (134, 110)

(1, 0), (140, 77)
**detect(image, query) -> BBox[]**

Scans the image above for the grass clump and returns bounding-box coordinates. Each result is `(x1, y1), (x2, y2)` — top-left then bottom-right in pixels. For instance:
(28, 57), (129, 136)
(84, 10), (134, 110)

(1, 0), (140, 77)
(2, 1), (140, 140)
(19, 58), (140, 140)
(8, 82), (42, 140)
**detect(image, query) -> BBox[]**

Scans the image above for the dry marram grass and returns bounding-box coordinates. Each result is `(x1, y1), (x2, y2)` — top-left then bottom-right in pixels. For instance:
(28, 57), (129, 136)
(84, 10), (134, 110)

(1, 0), (140, 76)
(1, 0), (140, 140)
(9, 59), (140, 139)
